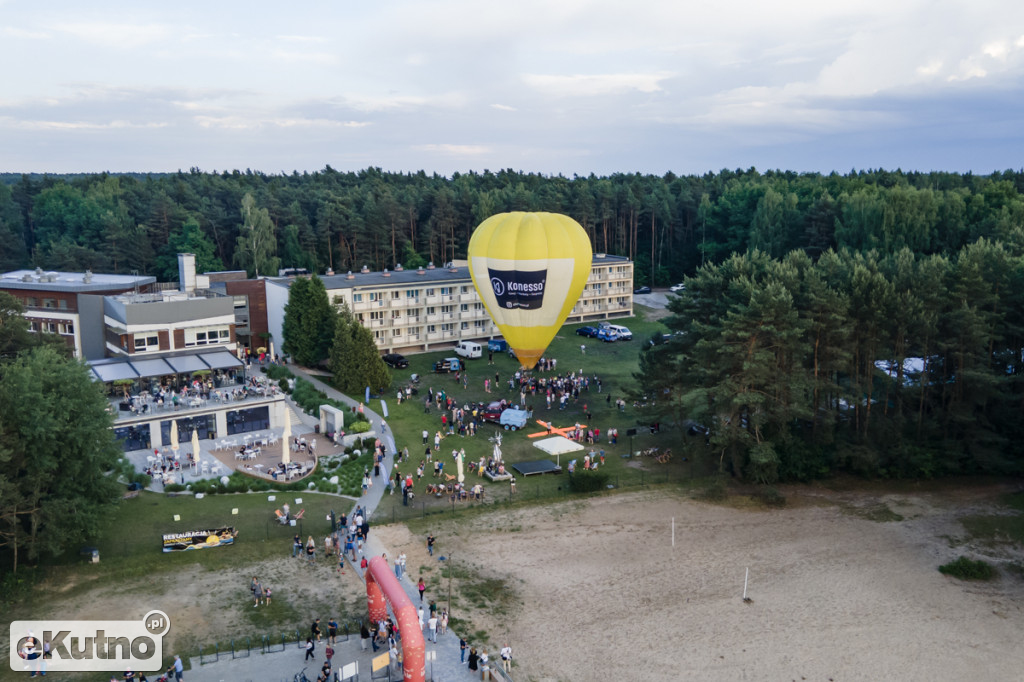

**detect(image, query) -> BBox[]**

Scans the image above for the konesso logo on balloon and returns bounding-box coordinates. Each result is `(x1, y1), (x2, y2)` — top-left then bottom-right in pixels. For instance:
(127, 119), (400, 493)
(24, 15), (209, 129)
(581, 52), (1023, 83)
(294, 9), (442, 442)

(10, 611), (170, 673)
(488, 269), (546, 309)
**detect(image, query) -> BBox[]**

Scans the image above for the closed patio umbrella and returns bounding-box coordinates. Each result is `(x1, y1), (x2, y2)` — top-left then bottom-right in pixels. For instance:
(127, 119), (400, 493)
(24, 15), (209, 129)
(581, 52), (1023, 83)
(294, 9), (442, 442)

(191, 428), (201, 463)
(281, 409), (291, 465)
(170, 420), (179, 452)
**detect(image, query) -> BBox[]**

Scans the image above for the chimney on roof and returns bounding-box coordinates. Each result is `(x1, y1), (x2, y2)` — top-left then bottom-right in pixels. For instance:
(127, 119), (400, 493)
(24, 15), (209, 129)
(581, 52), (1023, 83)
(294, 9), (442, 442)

(178, 253), (197, 294)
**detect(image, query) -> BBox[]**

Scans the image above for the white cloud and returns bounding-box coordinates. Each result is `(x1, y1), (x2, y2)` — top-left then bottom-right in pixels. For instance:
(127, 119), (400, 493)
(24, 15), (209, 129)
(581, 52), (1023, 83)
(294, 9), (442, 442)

(522, 73), (670, 96)
(1, 26), (49, 40)
(490, 104), (516, 111)
(414, 144), (490, 156)
(50, 21), (172, 49)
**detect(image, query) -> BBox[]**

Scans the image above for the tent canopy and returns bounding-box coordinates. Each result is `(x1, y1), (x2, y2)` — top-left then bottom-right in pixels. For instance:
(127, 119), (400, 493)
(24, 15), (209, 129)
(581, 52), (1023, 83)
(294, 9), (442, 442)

(532, 436), (585, 456)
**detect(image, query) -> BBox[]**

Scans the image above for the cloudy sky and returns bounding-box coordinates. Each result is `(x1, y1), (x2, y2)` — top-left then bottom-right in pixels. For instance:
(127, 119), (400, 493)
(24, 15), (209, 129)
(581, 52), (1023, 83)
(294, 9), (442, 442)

(1, 0), (1022, 176)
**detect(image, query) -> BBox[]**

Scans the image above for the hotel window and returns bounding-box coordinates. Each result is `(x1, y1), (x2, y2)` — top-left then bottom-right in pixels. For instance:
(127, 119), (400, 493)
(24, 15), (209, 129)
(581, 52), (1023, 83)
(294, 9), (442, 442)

(440, 287), (451, 296)
(25, 296), (36, 306)
(134, 334), (159, 351)
(393, 328), (402, 337)
(407, 289), (420, 298)
(353, 293), (363, 302)
(426, 288), (435, 296)
(185, 326), (231, 347)
(428, 325), (436, 333)
(460, 322), (468, 330)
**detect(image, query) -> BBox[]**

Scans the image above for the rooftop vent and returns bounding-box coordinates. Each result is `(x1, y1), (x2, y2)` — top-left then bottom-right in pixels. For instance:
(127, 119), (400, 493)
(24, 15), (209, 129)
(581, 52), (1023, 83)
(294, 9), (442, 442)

(22, 274), (33, 282)
(83, 270), (93, 284)
(34, 267), (43, 277)
(595, 252), (607, 258)
(382, 268), (391, 278)
(394, 264), (404, 272)
(325, 268), (335, 276)
(427, 262), (435, 270)
(417, 267), (426, 275)
(360, 264), (370, 274)
(346, 271), (355, 280)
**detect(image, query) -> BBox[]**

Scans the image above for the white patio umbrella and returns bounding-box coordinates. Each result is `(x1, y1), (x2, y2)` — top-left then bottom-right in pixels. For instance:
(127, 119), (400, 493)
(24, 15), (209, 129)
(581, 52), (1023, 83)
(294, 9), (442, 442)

(493, 440), (503, 464)
(281, 409), (291, 465)
(269, 340), (275, 360)
(191, 429), (201, 463)
(456, 450), (465, 484)
(170, 420), (179, 452)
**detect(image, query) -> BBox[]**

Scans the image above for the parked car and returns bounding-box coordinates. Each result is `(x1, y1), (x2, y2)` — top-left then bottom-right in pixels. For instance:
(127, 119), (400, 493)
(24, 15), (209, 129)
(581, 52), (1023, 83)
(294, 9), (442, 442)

(670, 283), (686, 293)
(597, 328), (620, 342)
(633, 285), (652, 295)
(382, 353), (409, 369)
(480, 401), (505, 422)
(487, 339), (508, 352)
(576, 326), (598, 337)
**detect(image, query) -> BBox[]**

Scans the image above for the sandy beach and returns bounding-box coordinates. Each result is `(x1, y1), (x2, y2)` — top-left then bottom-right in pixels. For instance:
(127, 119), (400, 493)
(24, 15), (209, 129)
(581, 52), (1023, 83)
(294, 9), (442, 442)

(379, 486), (1024, 681)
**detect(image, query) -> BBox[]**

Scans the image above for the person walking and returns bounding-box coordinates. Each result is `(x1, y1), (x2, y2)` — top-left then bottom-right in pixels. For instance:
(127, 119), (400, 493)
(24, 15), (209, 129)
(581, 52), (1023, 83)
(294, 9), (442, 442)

(440, 609), (449, 635)
(172, 654), (184, 681)
(426, 534), (435, 557)
(460, 637), (468, 663)
(304, 637), (315, 661)
(311, 618), (322, 643)
(417, 577), (426, 603)
(500, 644), (513, 672)
(292, 533), (302, 558)
(427, 614), (438, 643)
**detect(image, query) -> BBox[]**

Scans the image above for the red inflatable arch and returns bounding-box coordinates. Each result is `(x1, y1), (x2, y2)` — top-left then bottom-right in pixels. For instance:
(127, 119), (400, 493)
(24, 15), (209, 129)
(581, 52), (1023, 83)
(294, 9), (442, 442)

(365, 556), (425, 682)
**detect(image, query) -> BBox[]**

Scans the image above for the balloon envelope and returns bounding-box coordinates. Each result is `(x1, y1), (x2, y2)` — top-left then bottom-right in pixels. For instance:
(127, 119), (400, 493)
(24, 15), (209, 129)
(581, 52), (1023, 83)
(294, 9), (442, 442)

(468, 212), (592, 369)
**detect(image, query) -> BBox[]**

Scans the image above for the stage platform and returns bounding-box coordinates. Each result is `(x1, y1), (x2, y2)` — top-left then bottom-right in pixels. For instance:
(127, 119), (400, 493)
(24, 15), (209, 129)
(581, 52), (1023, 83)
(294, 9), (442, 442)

(512, 460), (563, 476)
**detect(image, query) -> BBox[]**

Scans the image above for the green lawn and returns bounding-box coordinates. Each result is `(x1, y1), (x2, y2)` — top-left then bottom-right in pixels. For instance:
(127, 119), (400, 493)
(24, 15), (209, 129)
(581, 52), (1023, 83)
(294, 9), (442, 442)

(75, 490), (343, 577)
(375, 308), (712, 522)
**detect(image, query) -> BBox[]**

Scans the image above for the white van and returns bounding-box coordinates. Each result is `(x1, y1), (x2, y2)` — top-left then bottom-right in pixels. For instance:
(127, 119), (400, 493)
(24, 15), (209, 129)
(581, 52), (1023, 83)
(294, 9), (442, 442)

(603, 324), (632, 340)
(454, 340), (483, 359)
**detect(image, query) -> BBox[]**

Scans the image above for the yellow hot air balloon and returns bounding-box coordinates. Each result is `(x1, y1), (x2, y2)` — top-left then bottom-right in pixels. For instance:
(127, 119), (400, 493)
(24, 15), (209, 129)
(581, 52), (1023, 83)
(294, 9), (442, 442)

(468, 212), (592, 369)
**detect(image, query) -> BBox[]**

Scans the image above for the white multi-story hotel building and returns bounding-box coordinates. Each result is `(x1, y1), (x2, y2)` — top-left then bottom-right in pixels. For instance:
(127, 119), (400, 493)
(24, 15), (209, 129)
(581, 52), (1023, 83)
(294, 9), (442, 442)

(266, 254), (634, 355)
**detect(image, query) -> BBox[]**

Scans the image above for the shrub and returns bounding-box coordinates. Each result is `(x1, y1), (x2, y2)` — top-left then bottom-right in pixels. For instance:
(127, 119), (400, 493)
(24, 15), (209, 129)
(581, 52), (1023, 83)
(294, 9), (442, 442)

(265, 364), (295, 381)
(348, 420), (371, 434)
(278, 377), (290, 393)
(755, 487), (786, 507)
(939, 556), (996, 581)
(568, 470), (609, 493)
(700, 476), (728, 501)
(292, 378), (347, 415)
(164, 483), (186, 493)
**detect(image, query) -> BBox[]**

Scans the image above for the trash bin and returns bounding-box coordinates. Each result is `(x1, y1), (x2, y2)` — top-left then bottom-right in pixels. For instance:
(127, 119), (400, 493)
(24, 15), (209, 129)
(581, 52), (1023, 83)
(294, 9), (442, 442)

(314, 424), (320, 434)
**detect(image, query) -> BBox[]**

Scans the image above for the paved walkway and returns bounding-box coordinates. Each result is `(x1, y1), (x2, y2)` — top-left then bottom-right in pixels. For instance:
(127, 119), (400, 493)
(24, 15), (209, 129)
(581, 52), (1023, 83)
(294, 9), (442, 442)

(187, 364), (486, 682)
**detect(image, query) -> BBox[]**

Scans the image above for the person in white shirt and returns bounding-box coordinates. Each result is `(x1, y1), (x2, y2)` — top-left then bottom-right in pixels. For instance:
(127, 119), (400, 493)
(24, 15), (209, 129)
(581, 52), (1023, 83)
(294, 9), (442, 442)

(500, 644), (513, 671)
(427, 615), (438, 642)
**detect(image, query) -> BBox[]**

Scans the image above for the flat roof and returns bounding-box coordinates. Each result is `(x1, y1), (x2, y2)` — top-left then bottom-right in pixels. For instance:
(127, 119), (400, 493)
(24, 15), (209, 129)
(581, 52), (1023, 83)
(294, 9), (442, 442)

(269, 253), (631, 292)
(0, 270), (155, 293)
